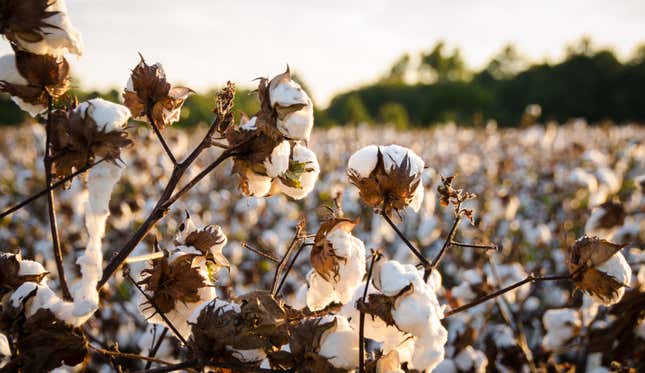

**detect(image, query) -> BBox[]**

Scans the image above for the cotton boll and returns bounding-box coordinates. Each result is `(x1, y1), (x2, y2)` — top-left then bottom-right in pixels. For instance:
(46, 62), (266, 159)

(18, 260), (47, 277)
(591, 252), (631, 305)
(277, 143), (320, 200)
(380, 144), (425, 177)
(0, 54), (46, 116)
(454, 346), (487, 373)
(227, 347), (267, 363)
(0, 332), (9, 368)
(269, 78), (309, 108)
(325, 228), (366, 303)
(264, 140), (291, 178)
(244, 169), (273, 197)
(240, 116), (258, 131)
(347, 145), (379, 178)
(373, 260), (418, 296)
(76, 98), (131, 133)
(433, 359), (457, 373)
(542, 309), (581, 351)
(10, 0), (84, 56)
(306, 270), (340, 311)
(393, 288), (433, 335)
(277, 103), (314, 141)
(318, 316), (359, 370)
(410, 333), (447, 372)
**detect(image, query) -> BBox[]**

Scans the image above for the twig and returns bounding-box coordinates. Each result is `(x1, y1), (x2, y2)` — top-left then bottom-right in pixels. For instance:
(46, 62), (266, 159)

(146, 109), (177, 165)
(359, 250), (381, 373)
(450, 241), (498, 251)
(444, 273), (571, 317)
(132, 359), (199, 373)
(44, 94), (72, 301)
(271, 221), (305, 296)
(276, 241), (308, 294)
(380, 211), (431, 269)
(145, 327), (169, 370)
(0, 158), (106, 219)
(97, 100), (236, 288)
(428, 213), (462, 278)
(90, 345), (175, 366)
(124, 251), (166, 264)
(124, 269), (192, 350)
(241, 242), (280, 263)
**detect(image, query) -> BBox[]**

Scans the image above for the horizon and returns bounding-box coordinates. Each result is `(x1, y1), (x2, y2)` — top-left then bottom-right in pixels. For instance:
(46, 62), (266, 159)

(1, 0), (644, 106)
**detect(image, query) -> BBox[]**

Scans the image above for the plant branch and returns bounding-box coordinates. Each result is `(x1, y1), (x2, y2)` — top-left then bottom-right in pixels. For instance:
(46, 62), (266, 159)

(428, 213), (462, 276)
(146, 109), (177, 165)
(359, 250), (381, 373)
(132, 359), (199, 373)
(444, 273), (571, 317)
(380, 211), (431, 269)
(145, 327), (169, 370)
(271, 221), (305, 296)
(276, 240), (308, 295)
(450, 241), (498, 251)
(241, 241), (279, 262)
(90, 345), (174, 366)
(0, 158), (106, 220)
(44, 94), (72, 301)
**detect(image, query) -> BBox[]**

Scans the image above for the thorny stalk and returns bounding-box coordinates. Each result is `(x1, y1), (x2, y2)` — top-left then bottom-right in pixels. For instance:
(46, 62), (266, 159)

(359, 249), (381, 373)
(44, 93), (72, 301)
(124, 268), (192, 350)
(0, 158), (106, 219)
(271, 221), (306, 296)
(444, 273), (571, 317)
(98, 89), (236, 288)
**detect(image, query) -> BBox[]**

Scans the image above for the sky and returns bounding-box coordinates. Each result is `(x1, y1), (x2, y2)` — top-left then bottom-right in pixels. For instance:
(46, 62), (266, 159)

(2, 0), (644, 106)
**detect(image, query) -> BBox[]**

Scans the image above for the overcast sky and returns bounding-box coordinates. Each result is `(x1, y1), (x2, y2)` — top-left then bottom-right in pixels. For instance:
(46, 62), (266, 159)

(2, 0), (643, 105)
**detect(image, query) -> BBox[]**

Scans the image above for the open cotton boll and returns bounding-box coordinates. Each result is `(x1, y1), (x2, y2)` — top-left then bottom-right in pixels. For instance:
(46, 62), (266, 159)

(243, 169), (273, 197)
(0, 54), (46, 117)
(380, 144), (425, 176)
(306, 270), (340, 311)
(347, 145), (379, 178)
(325, 228), (366, 303)
(591, 252), (631, 305)
(434, 359), (458, 373)
(0, 332), (9, 368)
(542, 309), (581, 351)
(277, 143), (320, 200)
(409, 332), (448, 372)
(277, 103), (314, 141)
(75, 98), (131, 132)
(264, 140), (291, 178)
(10, 0), (83, 56)
(373, 260), (419, 297)
(18, 259), (47, 277)
(269, 78), (309, 108)
(318, 315), (359, 370)
(226, 347), (267, 363)
(454, 346), (488, 373)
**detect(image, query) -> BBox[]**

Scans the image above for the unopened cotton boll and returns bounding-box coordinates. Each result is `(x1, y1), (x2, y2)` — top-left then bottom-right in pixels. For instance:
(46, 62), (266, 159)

(0, 54), (46, 117)
(277, 143), (320, 200)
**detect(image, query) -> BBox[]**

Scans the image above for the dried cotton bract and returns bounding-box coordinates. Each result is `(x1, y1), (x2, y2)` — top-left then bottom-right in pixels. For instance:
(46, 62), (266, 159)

(567, 235), (632, 305)
(305, 217), (366, 310)
(348, 144), (425, 215)
(123, 55), (193, 128)
(0, 0), (83, 56)
(0, 50), (70, 116)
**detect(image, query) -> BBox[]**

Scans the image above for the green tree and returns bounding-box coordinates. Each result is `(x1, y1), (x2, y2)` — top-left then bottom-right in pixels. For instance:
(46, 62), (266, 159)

(379, 102), (409, 129)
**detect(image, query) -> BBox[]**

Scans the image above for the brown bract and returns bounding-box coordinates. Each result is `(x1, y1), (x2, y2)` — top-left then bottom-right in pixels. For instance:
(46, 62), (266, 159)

(0, 0), (58, 45)
(0, 49), (69, 105)
(49, 104), (133, 181)
(138, 254), (207, 314)
(190, 292), (289, 363)
(348, 148), (421, 215)
(310, 217), (358, 281)
(0, 255), (47, 297)
(13, 308), (88, 373)
(123, 55), (193, 129)
(183, 225), (230, 268)
(594, 201), (626, 230)
(567, 235), (628, 303)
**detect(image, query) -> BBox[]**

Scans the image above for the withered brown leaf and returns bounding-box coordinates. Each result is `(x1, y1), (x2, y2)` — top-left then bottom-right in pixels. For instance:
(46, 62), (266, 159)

(0, 0), (59, 45)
